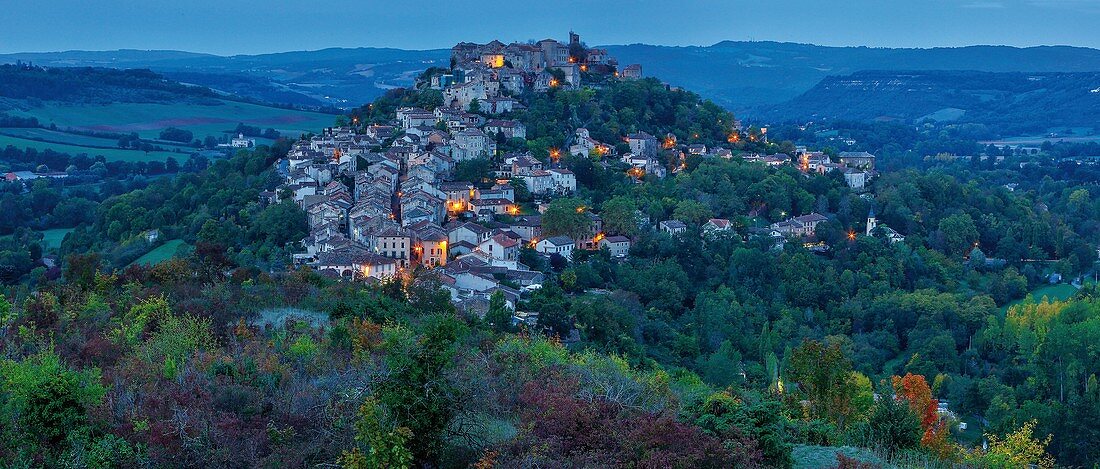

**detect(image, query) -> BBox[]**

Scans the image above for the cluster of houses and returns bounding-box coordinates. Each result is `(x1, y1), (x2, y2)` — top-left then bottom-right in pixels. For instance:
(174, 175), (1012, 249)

(444, 31), (642, 99)
(270, 34), (641, 317)
(713, 146), (877, 191)
(266, 32), (899, 319)
(276, 124), (551, 315)
(616, 131), (743, 180)
(797, 149), (877, 190)
(750, 205), (902, 249)
(276, 123), (629, 315)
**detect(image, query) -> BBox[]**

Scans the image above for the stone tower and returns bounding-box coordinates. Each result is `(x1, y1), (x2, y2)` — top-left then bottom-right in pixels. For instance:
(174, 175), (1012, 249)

(866, 206), (877, 236)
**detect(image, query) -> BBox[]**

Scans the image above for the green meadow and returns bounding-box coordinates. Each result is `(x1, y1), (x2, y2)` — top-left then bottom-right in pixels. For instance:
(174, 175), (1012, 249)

(39, 228), (74, 251)
(0, 132), (183, 162)
(0, 127), (196, 152)
(130, 239), (189, 267)
(1002, 283), (1079, 312)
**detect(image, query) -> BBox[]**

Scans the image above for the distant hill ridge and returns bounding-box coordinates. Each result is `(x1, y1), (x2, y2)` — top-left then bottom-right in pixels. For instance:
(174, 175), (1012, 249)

(4, 41), (1100, 111)
(755, 69), (1100, 134)
(0, 64), (219, 105)
(603, 41), (1100, 111)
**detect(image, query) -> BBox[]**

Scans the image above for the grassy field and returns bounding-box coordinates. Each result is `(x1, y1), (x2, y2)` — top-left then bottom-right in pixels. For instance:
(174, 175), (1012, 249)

(1002, 283), (1079, 312)
(130, 239), (188, 267)
(0, 133), (184, 163)
(8, 100), (337, 142)
(792, 445), (886, 469)
(980, 127), (1100, 146)
(39, 228), (74, 251)
(0, 127), (197, 152)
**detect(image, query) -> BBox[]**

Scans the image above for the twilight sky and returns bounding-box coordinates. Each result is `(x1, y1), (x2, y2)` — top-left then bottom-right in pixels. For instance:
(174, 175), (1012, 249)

(3, 0), (1100, 54)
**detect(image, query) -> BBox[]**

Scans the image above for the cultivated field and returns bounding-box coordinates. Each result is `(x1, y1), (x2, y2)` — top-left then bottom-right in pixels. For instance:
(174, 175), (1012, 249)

(0, 133), (184, 163)
(0, 127), (196, 152)
(7, 100), (337, 142)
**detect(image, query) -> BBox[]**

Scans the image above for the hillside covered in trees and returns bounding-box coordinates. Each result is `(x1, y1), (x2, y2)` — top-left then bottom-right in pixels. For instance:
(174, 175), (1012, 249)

(1, 75), (1098, 467)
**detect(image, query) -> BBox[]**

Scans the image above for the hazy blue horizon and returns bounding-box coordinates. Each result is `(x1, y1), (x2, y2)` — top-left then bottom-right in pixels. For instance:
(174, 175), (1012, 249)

(5, 0), (1100, 55)
(6, 41), (1100, 58)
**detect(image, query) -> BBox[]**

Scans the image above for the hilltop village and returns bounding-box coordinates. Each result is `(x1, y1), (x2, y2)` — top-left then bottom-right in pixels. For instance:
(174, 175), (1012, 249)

(4, 23), (1099, 469)
(275, 32), (880, 318)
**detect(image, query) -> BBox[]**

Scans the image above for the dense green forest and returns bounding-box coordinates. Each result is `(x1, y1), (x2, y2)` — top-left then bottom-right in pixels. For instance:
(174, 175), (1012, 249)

(1, 78), (1097, 467)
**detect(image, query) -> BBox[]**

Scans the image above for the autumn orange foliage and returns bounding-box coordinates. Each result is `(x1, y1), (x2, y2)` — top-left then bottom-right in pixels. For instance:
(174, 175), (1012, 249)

(892, 373), (954, 458)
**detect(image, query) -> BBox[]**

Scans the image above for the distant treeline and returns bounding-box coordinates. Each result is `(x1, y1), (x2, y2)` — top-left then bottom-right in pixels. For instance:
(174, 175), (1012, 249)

(0, 114), (40, 128)
(0, 63), (221, 104)
(0, 144), (204, 179)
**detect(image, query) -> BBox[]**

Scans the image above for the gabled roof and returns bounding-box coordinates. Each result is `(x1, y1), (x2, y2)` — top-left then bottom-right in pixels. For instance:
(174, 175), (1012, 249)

(705, 218), (731, 229)
(439, 181), (474, 191)
(470, 198), (512, 206)
(794, 213), (828, 223)
(451, 222), (489, 235)
(487, 233), (519, 249)
(457, 128), (488, 137)
(541, 236), (574, 247)
(450, 240), (478, 251)
(838, 151), (875, 158)
(317, 246), (371, 267)
(376, 226), (408, 238)
(484, 119), (520, 128)
(403, 207), (432, 220)
(512, 215), (542, 227)
(355, 253), (397, 266)
(417, 229), (448, 242)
